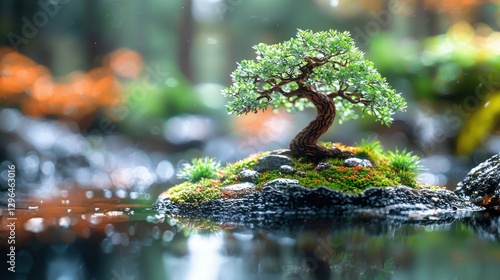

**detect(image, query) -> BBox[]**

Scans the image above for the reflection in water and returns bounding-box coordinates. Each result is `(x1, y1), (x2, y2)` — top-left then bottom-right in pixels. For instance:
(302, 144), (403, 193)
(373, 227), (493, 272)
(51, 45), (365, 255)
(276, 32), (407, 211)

(2, 189), (500, 280)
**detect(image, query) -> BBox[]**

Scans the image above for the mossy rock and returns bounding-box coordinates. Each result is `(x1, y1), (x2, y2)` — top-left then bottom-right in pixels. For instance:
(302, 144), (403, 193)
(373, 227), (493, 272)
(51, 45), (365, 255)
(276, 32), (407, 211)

(161, 142), (425, 205)
(155, 143), (486, 227)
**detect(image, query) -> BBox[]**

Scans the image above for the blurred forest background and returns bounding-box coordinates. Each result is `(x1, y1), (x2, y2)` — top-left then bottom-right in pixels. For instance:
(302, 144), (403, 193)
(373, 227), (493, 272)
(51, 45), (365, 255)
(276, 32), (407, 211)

(1, 0), (500, 199)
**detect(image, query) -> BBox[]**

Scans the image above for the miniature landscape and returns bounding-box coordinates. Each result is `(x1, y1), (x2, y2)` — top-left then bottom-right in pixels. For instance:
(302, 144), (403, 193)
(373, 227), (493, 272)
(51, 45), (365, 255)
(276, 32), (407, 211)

(3, 2), (500, 279)
(155, 29), (499, 226)
(155, 141), (499, 227)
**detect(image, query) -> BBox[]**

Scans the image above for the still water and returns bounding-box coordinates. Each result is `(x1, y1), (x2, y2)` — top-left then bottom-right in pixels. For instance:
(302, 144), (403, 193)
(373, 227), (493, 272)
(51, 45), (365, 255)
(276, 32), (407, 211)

(1, 188), (500, 280)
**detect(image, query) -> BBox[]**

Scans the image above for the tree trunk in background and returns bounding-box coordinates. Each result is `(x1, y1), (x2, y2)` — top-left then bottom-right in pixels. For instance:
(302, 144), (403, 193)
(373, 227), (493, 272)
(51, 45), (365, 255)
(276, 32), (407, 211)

(178, 0), (194, 82)
(85, 0), (103, 68)
(414, 0), (439, 37)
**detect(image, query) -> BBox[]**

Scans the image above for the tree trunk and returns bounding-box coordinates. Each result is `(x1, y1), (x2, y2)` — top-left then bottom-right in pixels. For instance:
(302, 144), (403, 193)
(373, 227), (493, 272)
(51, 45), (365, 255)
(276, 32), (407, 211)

(289, 91), (351, 160)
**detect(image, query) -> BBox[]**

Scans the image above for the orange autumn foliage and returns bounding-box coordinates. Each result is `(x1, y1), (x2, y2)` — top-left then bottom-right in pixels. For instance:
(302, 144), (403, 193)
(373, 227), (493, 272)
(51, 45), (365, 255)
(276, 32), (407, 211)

(422, 0), (488, 11)
(0, 47), (144, 121)
(0, 48), (47, 97)
(107, 48), (144, 79)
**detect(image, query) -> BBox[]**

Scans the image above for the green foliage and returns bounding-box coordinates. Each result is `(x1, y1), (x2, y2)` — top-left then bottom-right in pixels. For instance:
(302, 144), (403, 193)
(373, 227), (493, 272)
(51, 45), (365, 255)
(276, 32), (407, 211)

(354, 138), (384, 163)
(357, 138), (384, 155)
(386, 149), (421, 187)
(222, 29), (406, 125)
(177, 157), (221, 183)
(456, 93), (500, 155)
(386, 149), (420, 174)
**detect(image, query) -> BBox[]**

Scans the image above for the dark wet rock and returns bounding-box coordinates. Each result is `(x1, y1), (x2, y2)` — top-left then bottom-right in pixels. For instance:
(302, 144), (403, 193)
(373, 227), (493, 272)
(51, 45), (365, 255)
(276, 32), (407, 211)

(238, 169), (259, 182)
(316, 161), (332, 171)
(455, 153), (500, 211)
(279, 165), (296, 174)
(344, 157), (372, 168)
(156, 181), (482, 227)
(255, 155), (292, 172)
(156, 154), (500, 229)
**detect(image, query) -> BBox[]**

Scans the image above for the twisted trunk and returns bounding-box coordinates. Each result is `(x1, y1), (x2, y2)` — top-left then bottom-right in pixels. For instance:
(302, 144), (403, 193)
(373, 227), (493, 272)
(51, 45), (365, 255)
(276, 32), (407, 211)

(289, 91), (351, 160)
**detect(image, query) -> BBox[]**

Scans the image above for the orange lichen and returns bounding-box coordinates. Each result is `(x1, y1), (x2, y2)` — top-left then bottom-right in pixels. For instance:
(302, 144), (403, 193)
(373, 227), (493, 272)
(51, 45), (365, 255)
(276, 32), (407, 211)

(482, 194), (493, 206)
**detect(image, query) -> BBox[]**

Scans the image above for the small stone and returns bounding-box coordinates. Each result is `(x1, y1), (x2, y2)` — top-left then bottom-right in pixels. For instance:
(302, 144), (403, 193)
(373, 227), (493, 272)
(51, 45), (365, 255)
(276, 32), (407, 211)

(280, 165), (296, 174)
(255, 154), (292, 172)
(344, 157), (372, 168)
(262, 178), (301, 191)
(296, 171), (307, 177)
(316, 161), (332, 171)
(238, 169), (259, 182)
(221, 182), (256, 199)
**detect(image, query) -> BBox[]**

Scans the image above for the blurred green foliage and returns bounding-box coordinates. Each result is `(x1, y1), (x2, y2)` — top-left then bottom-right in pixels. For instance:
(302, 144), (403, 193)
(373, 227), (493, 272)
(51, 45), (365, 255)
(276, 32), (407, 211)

(369, 21), (500, 155)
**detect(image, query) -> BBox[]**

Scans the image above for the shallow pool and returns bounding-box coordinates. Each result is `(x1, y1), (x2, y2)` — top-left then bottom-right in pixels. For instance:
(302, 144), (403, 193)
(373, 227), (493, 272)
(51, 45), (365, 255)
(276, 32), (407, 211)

(1, 188), (500, 280)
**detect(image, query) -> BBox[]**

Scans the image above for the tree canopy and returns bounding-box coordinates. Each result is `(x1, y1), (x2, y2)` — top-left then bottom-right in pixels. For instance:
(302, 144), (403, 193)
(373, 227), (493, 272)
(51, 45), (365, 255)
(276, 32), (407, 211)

(222, 29), (407, 159)
(223, 29), (406, 125)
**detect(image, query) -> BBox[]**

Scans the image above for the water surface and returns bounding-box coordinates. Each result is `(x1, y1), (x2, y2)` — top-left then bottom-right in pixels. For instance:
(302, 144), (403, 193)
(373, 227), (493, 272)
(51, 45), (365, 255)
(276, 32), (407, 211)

(1, 188), (500, 280)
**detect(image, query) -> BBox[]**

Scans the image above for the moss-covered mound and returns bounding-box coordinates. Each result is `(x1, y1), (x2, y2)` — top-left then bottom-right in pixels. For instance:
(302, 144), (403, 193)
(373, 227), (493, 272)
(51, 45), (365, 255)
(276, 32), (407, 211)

(163, 141), (427, 204)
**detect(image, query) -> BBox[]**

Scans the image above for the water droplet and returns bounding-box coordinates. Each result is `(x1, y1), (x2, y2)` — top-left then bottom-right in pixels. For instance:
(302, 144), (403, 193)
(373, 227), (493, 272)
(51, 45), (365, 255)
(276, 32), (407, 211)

(128, 225), (136, 236)
(89, 213), (104, 225)
(100, 237), (114, 254)
(24, 217), (45, 233)
(111, 232), (122, 245)
(162, 230), (175, 243)
(103, 189), (113, 199)
(152, 226), (161, 240)
(104, 224), (115, 237)
(85, 191), (94, 199)
(116, 189), (127, 199)
(60, 190), (68, 198)
(59, 216), (71, 228)
(129, 191), (139, 199)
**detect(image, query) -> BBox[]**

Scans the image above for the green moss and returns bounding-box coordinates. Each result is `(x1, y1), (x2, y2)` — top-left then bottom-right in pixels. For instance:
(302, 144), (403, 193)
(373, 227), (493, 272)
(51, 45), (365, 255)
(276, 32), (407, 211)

(256, 157), (402, 194)
(163, 141), (424, 204)
(219, 151), (268, 186)
(167, 179), (221, 204)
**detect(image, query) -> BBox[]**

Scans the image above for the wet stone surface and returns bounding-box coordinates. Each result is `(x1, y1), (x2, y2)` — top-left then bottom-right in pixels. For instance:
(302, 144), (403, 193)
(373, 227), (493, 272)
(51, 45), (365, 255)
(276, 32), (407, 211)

(279, 165), (296, 174)
(255, 154), (293, 172)
(155, 152), (500, 227)
(238, 169), (259, 182)
(221, 182), (256, 199)
(316, 161), (332, 171)
(156, 180), (482, 227)
(455, 153), (500, 211)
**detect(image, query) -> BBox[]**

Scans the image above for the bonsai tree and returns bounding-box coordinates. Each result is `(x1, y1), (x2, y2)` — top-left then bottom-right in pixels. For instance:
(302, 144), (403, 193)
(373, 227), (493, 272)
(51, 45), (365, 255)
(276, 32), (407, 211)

(223, 29), (406, 160)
